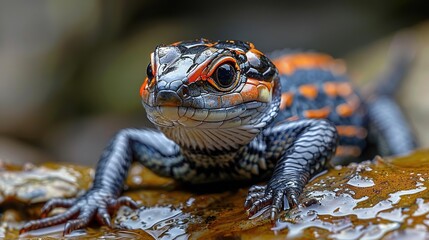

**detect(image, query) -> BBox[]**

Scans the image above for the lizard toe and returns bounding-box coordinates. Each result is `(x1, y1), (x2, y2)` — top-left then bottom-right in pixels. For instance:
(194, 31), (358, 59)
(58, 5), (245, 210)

(41, 198), (76, 218)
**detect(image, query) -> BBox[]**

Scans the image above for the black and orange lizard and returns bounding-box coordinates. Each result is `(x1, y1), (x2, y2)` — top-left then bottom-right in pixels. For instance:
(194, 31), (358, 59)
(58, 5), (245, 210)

(21, 38), (417, 235)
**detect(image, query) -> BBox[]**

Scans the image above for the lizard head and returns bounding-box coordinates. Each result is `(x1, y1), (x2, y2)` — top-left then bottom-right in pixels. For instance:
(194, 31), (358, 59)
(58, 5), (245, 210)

(140, 39), (281, 151)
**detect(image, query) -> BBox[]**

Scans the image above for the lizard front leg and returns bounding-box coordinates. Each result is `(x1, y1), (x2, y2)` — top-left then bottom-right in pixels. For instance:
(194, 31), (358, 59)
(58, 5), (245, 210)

(20, 128), (183, 235)
(245, 119), (338, 220)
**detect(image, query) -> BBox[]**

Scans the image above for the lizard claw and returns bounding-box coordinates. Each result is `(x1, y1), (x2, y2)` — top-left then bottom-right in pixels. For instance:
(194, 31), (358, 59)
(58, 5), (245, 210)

(270, 190), (285, 220)
(95, 207), (112, 227)
(246, 194), (273, 216)
(41, 198), (76, 218)
(245, 182), (302, 220)
(64, 218), (91, 236)
(107, 196), (139, 210)
(20, 205), (80, 234)
(20, 190), (139, 236)
(244, 185), (266, 209)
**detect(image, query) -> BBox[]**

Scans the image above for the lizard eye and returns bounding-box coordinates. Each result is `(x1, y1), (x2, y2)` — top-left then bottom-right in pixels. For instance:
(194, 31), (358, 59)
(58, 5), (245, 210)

(147, 63), (154, 79)
(212, 63), (236, 90)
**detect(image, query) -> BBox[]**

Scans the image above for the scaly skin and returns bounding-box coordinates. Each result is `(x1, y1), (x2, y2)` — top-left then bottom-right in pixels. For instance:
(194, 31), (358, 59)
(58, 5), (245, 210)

(20, 39), (417, 235)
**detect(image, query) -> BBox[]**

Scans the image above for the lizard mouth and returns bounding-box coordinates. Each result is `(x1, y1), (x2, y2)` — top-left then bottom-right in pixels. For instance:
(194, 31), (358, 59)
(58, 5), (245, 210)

(143, 102), (266, 129)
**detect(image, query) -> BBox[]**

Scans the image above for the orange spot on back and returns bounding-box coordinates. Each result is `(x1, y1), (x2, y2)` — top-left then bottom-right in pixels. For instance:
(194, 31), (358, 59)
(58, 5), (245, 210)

(299, 84), (318, 99)
(272, 53), (345, 75)
(336, 104), (354, 117)
(279, 93), (294, 110)
(323, 82), (338, 97)
(304, 107), (331, 119)
(337, 82), (353, 96)
(336, 126), (368, 139)
(336, 146), (362, 157)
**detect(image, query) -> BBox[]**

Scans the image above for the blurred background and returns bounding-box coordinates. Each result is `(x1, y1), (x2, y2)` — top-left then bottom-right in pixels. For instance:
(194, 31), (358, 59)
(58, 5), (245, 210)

(0, 0), (428, 167)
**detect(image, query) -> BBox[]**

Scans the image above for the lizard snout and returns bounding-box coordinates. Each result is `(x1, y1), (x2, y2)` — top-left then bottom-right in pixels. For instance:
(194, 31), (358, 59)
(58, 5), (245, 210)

(155, 90), (182, 107)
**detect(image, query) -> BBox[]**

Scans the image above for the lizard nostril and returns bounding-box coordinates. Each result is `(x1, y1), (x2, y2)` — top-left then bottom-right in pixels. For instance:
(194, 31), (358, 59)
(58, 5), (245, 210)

(178, 85), (189, 98)
(155, 90), (182, 107)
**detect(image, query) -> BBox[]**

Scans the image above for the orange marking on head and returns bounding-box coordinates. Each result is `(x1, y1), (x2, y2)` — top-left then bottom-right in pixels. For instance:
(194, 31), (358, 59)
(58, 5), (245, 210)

(249, 48), (263, 56)
(189, 55), (239, 86)
(304, 107), (331, 119)
(241, 83), (259, 102)
(247, 78), (273, 92)
(279, 92), (294, 110)
(299, 84), (318, 100)
(247, 78), (260, 86)
(261, 81), (274, 91)
(205, 56), (238, 78)
(187, 56), (217, 84)
(336, 104), (354, 117)
(337, 82), (353, 96)
(272, 53), (344, 75)
(221, 93), (243, 107)
(336, 146), (362, 157)
(231, 49), (246, 55)
(323, 82), (338, 97)
(140, 78), (148, 97)
(336, 126), (368, 139)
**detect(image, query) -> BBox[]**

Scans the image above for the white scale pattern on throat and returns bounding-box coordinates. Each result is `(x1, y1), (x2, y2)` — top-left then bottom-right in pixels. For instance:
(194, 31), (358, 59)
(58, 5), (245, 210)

(160, 126), (261, 152)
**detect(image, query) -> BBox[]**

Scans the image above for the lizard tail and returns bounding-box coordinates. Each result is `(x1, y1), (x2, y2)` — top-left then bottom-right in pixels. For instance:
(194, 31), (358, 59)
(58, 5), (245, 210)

(366, 32), (419, 156)
(372, 32), (416, 97)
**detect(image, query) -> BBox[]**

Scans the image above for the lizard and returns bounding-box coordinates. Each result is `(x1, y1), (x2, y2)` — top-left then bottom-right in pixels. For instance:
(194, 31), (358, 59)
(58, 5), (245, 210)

(20, 38), (417, 235)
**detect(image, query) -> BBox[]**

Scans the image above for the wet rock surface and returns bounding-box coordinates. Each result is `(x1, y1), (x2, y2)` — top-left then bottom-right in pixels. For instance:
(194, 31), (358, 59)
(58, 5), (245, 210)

(0, 162), (92, 205)
(1, 150), (429, 239)
(274, 151), (429, 239)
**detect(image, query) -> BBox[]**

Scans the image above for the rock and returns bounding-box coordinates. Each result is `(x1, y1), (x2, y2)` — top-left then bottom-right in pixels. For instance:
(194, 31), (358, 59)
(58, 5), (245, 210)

(272, 151), (429, 239)
(2, 150), (429, 239)
(0, 161), (92, 205)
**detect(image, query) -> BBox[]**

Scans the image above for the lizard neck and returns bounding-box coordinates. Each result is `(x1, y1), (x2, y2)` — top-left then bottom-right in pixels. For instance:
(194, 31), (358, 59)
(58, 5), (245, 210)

(159, 126), (259, 153)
